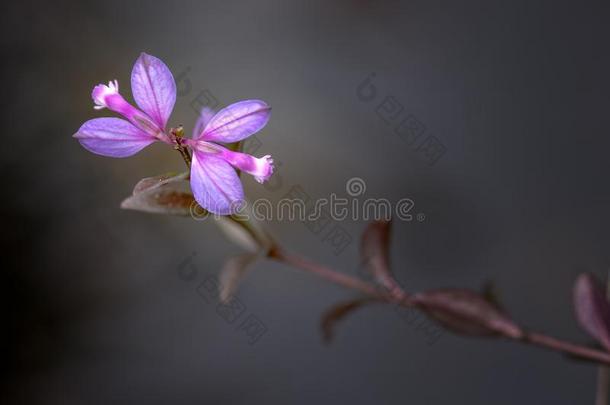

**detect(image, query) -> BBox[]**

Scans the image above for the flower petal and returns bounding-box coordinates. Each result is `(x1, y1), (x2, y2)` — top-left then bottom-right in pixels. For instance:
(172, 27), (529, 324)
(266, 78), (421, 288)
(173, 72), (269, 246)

(91, 82), (165, 139)
(131, 53), (176, 130)
(73, 118), (156, 158)
(219, 149), (274, 183)
(190, 151), (245, 215)
(192, 107), (216, 139)
(201, 100), (271, 143)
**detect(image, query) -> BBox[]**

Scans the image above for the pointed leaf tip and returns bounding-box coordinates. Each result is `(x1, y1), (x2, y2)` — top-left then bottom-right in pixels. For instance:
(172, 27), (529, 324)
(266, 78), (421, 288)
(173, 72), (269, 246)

(218, 253), (258, 303)
(121, 172), (195, 216)
(361, 220), (400, 293)
(132, 172), (187, 195)
(573, 272), (610, 352)
(321, 298), (373, 343)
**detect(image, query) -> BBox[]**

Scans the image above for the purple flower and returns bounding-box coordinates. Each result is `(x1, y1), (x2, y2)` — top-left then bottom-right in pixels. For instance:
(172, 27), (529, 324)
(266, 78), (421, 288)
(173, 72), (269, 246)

(185, 101), (273, 215)
(74, 53), (176, 157)
(74, 53), (274, 215)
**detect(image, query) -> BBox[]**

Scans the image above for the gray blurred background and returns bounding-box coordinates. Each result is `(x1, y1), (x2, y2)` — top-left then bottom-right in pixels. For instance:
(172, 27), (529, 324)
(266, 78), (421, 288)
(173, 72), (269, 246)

(3, 0), (610, 403)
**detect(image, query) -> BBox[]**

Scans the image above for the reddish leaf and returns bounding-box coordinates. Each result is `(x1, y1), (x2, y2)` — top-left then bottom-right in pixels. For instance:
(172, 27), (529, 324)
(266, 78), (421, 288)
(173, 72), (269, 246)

(218, 253), (258, 303)
(121, 172), (197, 216)
(132, 172), (187, 194)
(573, 273), (610, 352)
(361, 220), (399, 292)
(412, 289), (523, 338)
(321, 298), (373, 343)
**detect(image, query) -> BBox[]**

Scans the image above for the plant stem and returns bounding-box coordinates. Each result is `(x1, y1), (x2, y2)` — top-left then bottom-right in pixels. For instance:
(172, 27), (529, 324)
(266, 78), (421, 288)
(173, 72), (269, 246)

(175, 143), (191, 169)
(170, 126), (192, 169)
(523, 332), (610, 366)
(270, 248), (610, 366)
(270, 248), (393, 301)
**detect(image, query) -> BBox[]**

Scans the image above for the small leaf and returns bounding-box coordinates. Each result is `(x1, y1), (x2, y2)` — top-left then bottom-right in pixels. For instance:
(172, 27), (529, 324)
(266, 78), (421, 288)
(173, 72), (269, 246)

(321, 298), (374, 343)
(218, 253), (258, 303)
(361, 220), (399, 292)
(214, 203), (275, 253)
(412, 289), (523, 338)
(216, 217), (263, 253)
(573, 272), (610, 352)
(121, 172), (197, 216)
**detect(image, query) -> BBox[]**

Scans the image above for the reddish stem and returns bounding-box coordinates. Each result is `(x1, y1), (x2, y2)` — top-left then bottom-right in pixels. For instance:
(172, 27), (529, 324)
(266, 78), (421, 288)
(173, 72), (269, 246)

(523, 332), (610, 366)
(271, 248), (610, 367)
(271, 248), (392, 301)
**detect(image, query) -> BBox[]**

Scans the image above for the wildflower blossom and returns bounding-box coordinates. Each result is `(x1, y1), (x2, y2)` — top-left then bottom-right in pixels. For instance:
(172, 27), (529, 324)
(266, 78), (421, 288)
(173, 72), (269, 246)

(74, 53), (175, 157)
(73, 53), (274, 215)
(185, 101), (273, 215)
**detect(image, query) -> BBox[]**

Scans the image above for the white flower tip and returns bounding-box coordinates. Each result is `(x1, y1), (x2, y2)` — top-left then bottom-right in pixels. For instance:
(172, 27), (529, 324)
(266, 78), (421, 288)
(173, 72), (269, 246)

(254, 155), (274, 183)
(92, 79), (120, 110)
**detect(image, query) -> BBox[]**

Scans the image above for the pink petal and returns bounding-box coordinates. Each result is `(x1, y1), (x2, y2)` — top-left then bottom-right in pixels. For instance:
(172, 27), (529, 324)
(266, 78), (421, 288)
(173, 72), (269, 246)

(202, 100), (271, 143)
(192, 107), (216, 139)
(73, 118), (156, 158)
(91, 83), (164, 139)
(131, 53), (176, 130)
(190, 151), (245, 215)
(219, 148), (274, 183)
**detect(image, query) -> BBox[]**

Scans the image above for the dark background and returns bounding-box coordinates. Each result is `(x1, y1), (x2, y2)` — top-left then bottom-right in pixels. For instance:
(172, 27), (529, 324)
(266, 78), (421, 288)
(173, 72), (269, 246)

(3, 0), (610, 403)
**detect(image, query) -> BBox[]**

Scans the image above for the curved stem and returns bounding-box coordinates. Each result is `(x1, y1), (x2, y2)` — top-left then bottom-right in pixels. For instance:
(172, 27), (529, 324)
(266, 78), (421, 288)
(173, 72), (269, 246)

(269, 247), (610, 367)
(270, 248), (392, 301)
(270, 248), (413, 307)
(176, 144), (191, 168)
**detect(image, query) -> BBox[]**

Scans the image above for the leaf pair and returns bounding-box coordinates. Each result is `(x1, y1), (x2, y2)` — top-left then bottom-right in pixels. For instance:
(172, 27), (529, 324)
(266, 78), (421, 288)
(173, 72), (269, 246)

(121, 171), (276, 304)
(322, 220), (523, 342)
